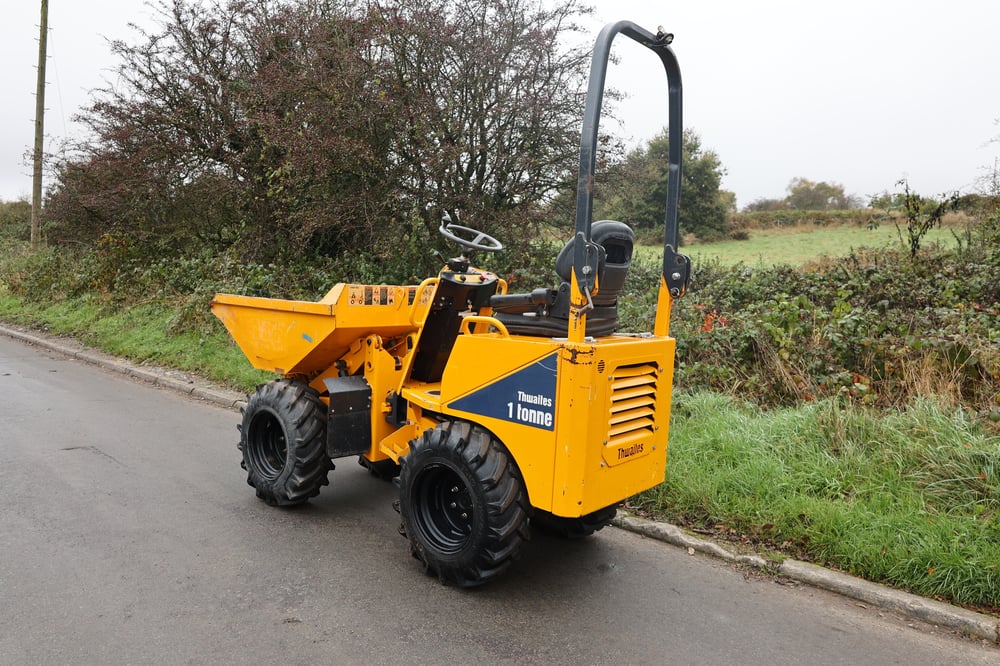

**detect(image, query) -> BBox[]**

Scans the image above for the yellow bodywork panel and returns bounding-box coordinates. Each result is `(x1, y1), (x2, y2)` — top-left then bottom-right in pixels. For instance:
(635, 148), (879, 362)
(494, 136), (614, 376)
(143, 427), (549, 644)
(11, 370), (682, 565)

(434, 333), (561, 512)
(211, 284), (420, 376)
(428, 330), (675, 518)
(549, 336), (675, 516)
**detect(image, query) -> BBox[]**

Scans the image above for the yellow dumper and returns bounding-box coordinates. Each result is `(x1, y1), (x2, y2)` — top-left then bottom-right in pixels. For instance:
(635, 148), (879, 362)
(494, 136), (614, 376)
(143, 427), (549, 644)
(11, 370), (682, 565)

(212, 21), (689, 586)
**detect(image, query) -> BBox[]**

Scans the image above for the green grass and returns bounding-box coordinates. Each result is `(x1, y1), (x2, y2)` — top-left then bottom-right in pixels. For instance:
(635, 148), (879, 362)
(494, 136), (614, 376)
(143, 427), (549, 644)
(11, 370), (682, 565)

(635, 223), (961, 266)
(639, 392), (1000, 608)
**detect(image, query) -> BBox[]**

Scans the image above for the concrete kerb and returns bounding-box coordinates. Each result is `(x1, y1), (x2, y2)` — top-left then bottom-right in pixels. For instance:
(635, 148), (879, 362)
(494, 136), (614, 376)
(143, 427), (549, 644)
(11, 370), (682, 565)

(2, 322), (998, 643)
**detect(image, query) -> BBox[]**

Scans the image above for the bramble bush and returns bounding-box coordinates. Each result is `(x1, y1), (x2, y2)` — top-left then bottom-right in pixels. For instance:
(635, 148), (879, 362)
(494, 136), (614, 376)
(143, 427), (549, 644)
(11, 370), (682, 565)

(0, 200), (30, 241)
(0, 219), (556, 338)
(618, 220), (999, 422)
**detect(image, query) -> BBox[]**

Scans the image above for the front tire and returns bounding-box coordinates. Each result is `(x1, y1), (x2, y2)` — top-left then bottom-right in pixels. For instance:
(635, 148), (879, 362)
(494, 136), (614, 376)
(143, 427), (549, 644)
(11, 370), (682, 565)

(399, 421), (530, 587)
(240, 379), (331, 506)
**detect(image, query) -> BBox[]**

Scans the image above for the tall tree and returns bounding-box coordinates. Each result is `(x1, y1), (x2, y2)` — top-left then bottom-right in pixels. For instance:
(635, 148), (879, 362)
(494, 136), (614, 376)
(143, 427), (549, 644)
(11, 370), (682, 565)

(369, 0), (593, 238)
(45, 0), (279, 252)
(595, 128), (730, 242)
(44, 0), (595, 263)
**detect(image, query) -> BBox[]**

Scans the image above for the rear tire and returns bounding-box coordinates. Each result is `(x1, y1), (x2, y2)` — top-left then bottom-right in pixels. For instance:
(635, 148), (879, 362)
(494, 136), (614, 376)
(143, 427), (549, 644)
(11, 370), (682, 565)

(399, 421), (530, 587)
(240, 379), (331, 506)
(531, 504), (618, 539)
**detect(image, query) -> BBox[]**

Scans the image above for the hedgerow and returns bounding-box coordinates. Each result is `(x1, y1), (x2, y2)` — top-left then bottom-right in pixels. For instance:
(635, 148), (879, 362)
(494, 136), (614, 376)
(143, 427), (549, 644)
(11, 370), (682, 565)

(620, 212), (999, 422)
(3, 207), (997, 425)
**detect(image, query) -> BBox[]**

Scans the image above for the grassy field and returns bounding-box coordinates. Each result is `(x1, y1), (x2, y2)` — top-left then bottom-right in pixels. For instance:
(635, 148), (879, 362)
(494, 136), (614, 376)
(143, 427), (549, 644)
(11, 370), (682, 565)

(635, 223), (962, 266)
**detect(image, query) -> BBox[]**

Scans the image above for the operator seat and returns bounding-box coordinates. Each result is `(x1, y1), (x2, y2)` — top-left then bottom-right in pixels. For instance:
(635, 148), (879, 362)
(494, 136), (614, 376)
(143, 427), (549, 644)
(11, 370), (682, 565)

(490, 220), (634, 337)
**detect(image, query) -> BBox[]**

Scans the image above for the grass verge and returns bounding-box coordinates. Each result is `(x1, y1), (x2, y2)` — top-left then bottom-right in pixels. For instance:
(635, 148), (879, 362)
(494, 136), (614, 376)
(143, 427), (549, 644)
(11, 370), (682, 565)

(0, 293), (272, 391)
(639, 392), (1000, 610)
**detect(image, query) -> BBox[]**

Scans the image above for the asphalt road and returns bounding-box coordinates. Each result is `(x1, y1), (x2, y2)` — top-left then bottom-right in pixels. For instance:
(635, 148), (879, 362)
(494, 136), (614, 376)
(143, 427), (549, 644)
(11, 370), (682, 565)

(1, 334), (997, 665)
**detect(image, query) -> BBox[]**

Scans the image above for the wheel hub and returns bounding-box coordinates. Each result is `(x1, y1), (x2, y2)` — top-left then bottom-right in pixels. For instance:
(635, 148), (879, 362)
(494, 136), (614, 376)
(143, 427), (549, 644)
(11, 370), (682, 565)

(246, 411), (287, 480)
(413, 464), (474, 554)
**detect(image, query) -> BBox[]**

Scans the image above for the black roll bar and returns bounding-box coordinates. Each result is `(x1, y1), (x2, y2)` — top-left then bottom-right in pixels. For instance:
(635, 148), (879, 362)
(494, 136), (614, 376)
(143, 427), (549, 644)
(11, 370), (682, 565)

(572, 21), (689, 302)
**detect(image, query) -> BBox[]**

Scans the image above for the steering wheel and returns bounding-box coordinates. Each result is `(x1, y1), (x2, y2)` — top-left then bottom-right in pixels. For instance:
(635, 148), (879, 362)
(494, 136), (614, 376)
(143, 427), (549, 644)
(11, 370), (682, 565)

(438, 222), (503, 254)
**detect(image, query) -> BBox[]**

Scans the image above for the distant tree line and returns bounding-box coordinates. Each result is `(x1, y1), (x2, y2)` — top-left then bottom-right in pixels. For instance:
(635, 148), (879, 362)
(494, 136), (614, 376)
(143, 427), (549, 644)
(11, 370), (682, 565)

(744, 177), (864, 212)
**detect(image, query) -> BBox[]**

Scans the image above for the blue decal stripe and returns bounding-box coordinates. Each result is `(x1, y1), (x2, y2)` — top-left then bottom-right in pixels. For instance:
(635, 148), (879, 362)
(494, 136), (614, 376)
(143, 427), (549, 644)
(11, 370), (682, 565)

(448, 353), (558, 431)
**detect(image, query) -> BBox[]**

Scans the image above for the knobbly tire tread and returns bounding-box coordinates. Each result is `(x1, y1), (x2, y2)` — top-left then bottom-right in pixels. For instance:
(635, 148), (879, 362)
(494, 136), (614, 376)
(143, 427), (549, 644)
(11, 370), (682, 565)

(399, 421), (530, 587)
(239, 379), (331, 506)
(531, 504), (618, 539)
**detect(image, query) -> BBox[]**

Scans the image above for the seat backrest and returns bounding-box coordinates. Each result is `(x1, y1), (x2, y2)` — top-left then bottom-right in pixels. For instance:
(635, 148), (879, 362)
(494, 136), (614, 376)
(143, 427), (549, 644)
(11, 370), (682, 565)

(553, 220), (634, 306)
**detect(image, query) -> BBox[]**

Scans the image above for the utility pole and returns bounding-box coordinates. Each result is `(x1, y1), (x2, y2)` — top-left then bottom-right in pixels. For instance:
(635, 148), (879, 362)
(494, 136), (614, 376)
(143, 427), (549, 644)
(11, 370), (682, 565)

(31, 0), (48, 251)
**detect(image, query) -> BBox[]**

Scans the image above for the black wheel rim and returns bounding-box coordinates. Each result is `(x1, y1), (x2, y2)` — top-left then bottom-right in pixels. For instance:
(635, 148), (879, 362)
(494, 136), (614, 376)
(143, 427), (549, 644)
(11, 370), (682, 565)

(412, 463), (475, 554)
(246, 410), (287, 481)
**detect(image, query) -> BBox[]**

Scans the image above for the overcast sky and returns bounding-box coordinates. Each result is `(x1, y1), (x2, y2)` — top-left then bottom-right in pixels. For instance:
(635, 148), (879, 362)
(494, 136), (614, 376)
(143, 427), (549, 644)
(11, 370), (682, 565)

(2, 0), (998, 209)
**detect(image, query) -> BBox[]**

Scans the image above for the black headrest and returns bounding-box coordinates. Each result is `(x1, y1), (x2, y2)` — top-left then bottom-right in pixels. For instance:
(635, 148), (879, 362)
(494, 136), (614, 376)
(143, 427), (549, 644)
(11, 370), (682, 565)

(554, 220), (634, 282)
